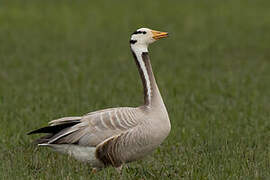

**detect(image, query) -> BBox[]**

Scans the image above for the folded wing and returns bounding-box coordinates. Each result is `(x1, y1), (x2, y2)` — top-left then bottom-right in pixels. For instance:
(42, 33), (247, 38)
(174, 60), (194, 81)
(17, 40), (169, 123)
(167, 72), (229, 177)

(30, 107), (141, 147)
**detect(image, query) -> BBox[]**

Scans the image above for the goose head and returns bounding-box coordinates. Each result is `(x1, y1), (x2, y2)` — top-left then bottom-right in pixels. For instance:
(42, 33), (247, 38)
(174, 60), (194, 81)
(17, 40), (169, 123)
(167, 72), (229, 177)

(130, 28), (168, 53)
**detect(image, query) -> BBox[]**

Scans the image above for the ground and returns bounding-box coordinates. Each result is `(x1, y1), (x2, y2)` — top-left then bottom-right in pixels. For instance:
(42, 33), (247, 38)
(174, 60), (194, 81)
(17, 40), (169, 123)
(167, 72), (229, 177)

(1, 0), (270, 179)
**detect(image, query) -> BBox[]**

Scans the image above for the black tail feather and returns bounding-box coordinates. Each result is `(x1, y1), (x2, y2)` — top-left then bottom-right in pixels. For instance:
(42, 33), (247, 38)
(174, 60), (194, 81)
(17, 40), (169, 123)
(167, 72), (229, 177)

(32, 134), (54, 144)
(27, 122), (79, 135)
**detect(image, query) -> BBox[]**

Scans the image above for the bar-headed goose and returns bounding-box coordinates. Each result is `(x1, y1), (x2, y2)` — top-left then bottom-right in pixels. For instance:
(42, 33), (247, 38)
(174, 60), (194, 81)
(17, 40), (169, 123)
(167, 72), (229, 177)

(28, 28), (171, 171)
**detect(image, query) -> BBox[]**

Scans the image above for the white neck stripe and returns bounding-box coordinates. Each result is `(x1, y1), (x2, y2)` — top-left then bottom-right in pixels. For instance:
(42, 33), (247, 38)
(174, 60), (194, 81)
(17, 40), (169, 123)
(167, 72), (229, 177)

(135, 52), (151, 104)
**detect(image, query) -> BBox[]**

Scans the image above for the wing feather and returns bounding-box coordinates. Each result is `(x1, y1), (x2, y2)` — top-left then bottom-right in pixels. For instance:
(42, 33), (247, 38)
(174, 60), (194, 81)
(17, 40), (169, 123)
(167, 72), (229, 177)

(47, 107), (142, 146)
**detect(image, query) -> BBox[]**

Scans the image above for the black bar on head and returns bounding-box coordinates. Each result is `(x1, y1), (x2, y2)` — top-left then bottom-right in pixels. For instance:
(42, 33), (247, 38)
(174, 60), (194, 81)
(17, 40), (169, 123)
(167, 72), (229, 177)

(129, 40), (137, 44)
(132, 31), (146, 35)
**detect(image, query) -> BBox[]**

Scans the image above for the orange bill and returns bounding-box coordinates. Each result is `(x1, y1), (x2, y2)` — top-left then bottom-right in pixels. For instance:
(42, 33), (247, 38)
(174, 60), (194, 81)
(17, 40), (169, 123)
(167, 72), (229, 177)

(151, 30), (168, 40)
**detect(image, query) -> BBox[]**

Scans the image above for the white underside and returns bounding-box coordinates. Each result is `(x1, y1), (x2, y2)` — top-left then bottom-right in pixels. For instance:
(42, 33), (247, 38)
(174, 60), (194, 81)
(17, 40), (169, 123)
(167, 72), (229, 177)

(39, 144), (104, 168)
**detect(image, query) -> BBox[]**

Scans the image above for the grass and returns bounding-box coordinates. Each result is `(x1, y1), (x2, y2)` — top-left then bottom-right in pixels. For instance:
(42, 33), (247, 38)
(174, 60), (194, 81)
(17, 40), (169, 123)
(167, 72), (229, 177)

(1, 0), (270, 179)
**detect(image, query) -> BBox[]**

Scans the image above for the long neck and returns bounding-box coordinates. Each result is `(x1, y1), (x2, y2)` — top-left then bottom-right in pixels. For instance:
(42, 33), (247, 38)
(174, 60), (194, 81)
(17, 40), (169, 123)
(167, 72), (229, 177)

(131, 48), (163, 107)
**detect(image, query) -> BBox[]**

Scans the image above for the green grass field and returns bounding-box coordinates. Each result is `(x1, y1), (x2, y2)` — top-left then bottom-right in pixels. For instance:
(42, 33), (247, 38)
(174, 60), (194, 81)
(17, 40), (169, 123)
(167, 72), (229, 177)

(1, 0), (270, 179)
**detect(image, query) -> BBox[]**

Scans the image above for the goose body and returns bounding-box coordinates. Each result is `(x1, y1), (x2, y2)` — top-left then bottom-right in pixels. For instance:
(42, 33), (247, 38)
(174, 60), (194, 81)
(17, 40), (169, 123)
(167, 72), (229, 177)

(28, 28), (171, 170)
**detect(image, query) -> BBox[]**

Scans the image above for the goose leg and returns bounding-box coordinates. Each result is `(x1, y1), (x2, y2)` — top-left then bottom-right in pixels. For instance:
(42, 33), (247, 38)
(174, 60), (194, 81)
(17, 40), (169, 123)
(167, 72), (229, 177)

(91, 168), (98, 174)
(116, 165), (123, 174)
